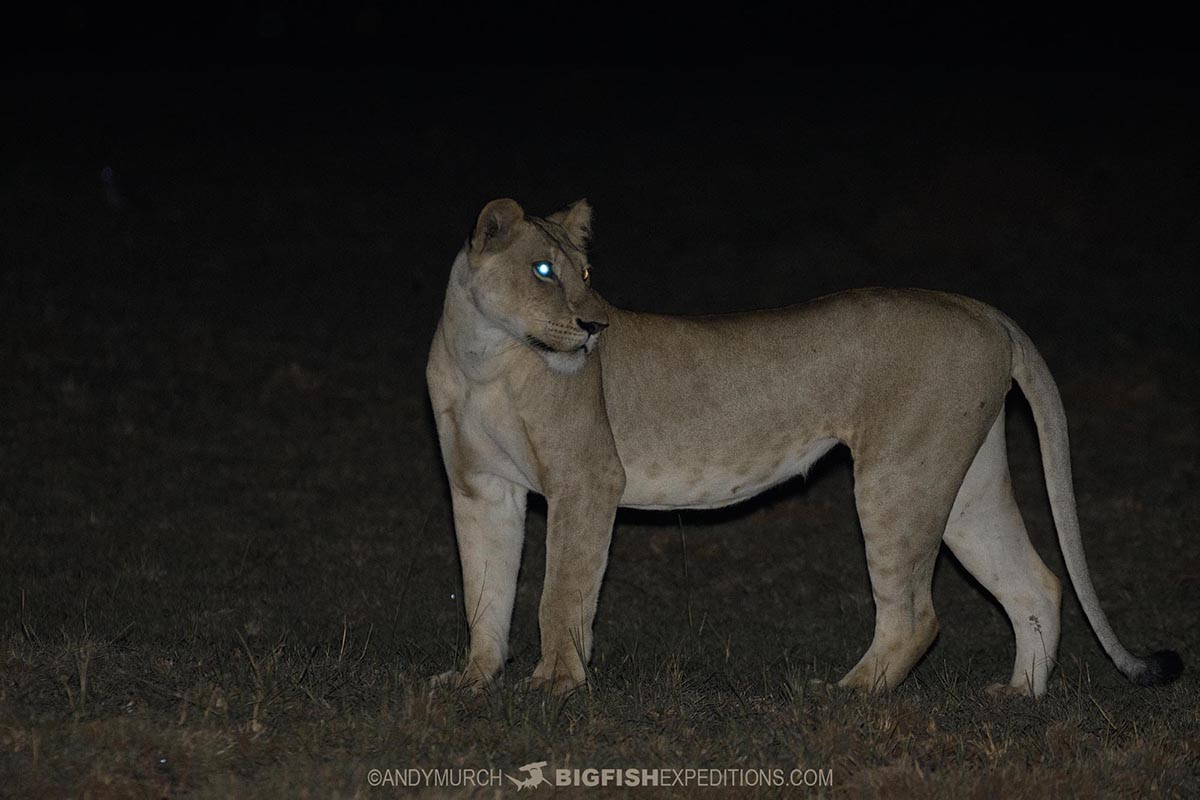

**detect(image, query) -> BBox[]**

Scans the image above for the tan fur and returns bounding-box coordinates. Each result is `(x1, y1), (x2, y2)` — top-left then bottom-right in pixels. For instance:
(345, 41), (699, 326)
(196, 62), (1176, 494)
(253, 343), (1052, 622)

(427, 198), (1170, 697)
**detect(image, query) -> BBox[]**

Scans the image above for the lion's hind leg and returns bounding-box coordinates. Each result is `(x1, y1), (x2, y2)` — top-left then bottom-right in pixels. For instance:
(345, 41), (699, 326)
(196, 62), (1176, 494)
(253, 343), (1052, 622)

(943, 407), (1062, 697)
(837, 521), (942, 692)
(838, 468), (950, 693)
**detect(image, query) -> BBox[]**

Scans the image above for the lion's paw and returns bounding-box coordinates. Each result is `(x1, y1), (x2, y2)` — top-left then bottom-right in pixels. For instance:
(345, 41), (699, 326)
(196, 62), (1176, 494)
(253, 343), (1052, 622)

(428, 666), (497, 693)
(528, 662), (586, 696)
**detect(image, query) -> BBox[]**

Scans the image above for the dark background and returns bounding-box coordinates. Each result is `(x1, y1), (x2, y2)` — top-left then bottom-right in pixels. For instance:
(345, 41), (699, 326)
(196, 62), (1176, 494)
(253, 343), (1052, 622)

(2, 6), (1198, 796)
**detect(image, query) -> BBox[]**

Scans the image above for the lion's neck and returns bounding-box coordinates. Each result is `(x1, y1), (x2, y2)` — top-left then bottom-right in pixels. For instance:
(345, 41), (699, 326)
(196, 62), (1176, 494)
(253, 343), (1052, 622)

(439, 247), (525, 383)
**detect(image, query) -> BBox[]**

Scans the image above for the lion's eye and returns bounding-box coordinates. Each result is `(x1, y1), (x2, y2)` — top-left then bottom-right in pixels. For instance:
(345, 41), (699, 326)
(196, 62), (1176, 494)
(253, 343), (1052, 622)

(532, 260), (555, 281)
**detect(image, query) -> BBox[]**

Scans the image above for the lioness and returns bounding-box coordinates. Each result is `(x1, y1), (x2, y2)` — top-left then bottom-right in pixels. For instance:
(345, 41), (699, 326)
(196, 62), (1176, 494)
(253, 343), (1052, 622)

(426, 198), (1182, 697)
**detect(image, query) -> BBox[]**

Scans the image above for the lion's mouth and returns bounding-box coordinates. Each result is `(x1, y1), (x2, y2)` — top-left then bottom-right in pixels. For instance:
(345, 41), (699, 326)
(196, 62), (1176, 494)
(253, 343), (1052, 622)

(526, 335), (592, 354)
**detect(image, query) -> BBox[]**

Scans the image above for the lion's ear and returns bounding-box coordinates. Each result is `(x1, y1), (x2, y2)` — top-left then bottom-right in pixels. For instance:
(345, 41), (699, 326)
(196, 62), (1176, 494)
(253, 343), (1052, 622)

(471, 198), (524, 255)
(549, 198), (593, 249)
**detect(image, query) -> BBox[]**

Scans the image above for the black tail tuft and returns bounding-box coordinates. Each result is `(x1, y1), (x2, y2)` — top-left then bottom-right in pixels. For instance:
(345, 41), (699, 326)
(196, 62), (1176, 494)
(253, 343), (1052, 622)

(1134, 650), (1184, 687)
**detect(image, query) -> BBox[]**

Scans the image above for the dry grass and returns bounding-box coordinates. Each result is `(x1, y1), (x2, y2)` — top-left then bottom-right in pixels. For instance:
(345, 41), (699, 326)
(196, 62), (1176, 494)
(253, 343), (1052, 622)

(2, 618), (1196, 797)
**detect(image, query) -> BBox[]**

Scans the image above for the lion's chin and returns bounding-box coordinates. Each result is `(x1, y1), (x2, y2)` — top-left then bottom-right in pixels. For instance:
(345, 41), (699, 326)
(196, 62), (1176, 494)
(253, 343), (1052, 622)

(540, 347), (588, 375)
(524, 334), (592, 375)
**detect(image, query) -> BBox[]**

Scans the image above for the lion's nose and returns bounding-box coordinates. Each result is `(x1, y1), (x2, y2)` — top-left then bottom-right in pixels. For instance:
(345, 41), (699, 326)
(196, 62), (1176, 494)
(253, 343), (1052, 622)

(576, 318), (609, 336)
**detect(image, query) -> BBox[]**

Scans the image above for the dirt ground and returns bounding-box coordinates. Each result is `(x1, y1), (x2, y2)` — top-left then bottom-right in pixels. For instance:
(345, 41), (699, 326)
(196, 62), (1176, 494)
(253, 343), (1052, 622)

(2, 67), (1197, 797)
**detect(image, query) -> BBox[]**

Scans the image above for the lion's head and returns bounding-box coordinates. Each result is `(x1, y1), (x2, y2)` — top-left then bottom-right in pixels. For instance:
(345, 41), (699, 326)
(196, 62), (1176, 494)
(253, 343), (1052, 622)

(461, 198), (609, 375)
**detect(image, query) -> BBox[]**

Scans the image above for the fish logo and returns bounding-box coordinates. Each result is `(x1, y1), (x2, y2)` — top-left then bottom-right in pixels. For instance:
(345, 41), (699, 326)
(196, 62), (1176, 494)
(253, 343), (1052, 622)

(507, 761), (550, 790)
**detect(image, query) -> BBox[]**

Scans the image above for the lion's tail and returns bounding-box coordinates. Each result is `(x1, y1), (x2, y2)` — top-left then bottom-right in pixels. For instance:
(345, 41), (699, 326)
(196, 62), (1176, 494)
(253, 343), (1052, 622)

(1001, 315), (1183, 687)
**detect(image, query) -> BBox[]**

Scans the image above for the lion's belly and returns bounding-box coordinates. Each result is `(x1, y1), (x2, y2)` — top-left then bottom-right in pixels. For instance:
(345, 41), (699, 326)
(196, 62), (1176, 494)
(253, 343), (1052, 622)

(618, 437), (839, 511)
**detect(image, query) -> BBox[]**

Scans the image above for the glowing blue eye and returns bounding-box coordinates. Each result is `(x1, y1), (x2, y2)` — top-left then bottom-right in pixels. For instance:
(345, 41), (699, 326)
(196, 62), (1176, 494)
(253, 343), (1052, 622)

(532, 260), (555, 279)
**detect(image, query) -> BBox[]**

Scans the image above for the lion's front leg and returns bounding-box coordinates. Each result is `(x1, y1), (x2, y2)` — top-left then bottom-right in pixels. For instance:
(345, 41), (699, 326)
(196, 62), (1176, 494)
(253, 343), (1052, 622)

(532, 478), (622, 694)
(435, 475), (527, 691)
